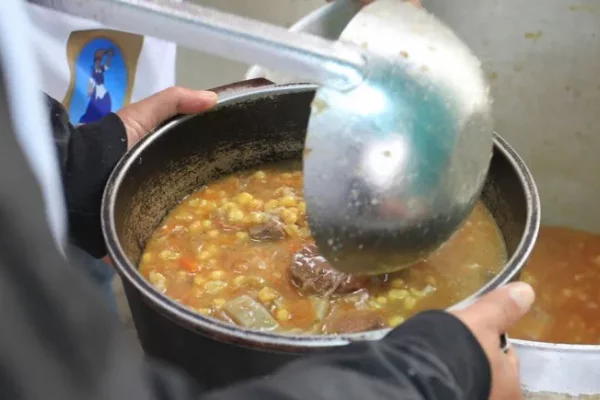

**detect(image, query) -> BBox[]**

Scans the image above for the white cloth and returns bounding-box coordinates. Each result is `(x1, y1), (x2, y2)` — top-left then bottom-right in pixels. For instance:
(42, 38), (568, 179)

(1, 0), (67, 251)
(26, 3), (177, 121)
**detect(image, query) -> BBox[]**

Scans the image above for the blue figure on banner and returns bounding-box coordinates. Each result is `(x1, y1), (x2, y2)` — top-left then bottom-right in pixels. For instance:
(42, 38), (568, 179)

(79, 48), (113, 123)
(68, 37), (128, 124)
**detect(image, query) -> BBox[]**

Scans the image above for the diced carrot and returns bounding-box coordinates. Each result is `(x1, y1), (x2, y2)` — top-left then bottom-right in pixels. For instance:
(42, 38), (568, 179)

(179, 257), (197, 273)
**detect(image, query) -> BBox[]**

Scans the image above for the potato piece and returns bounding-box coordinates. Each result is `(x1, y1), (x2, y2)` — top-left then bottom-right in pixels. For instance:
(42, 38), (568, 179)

(223, 295), (279, 331)
(310, 297), (331, 321)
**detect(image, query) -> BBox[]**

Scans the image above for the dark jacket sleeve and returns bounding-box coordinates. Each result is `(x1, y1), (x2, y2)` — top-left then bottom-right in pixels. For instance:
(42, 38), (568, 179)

(199, 311), (490, 400)
(45, 94), (127, 258)
(1, 96), (491, 400)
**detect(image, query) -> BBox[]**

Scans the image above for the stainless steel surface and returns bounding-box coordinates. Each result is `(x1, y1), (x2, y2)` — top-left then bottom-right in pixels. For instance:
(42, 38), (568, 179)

(420, 0), (600, 396)
(303, 0), (493, 274)
(29, 0), (366, 91)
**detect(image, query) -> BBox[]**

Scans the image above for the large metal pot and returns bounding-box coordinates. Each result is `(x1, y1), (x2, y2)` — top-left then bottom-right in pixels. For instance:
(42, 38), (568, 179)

(102, 79), (539, 389)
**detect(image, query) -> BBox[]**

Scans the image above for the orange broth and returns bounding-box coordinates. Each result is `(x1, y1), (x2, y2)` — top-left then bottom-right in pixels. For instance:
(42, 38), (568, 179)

(139, 162), (507, 334)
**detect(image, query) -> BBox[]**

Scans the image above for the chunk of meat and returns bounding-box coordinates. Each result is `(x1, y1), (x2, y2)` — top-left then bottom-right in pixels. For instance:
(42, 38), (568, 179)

(323, 310), (385, 334)
(289, 244), (369, 296)
(248, 217), (286, 241)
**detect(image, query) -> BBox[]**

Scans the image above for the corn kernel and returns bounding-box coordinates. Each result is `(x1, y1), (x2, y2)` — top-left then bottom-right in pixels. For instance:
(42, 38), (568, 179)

(391, 278), (405, 289)
(253, 170), (267, 180)
(273, 187), (291, 197)
(404, 296), (417, 310)
(188, 198), (201, 207)
(233, 275), (247, 287)
(175, 213), (193, 221)
(247, 276), (266, 286)
(188, 221), (204, 233)
(248, 199), (264, 210)
(388, 316), (405, 327)
(205, 244), (218, 254)
(250, 211), (267, 224)
(207, 259), (217, 268)
(207, 229), (220, 238)
(193, 275), (207, 286)
(265, 199), (279, 210)
(388, 289), (408, 300)
(227, 208), (245, 223)
(149, 270), (167, 292)
(236, 192), (254, 205)
(281, 209), (298, 225)
(284, 224), (299, 237)
(235, 231), (249, 241)
(141, 253), (152, 263)
(259, 287), (279, 303)
(213, 298), (226, 308)
(376, 296), (388, 305)
(201, 220), (213, 229)
(210, 270), (226, 280)
(196, 251), (212, 261)
(159, 249), (180, 261)
(280, 195), (297, 207)
(276, 309), (291, 321)
(204, 280), (227, 294)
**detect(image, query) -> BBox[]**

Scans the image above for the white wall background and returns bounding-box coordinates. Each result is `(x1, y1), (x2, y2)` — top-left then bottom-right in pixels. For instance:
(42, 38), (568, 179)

(176, 0), (325, 89)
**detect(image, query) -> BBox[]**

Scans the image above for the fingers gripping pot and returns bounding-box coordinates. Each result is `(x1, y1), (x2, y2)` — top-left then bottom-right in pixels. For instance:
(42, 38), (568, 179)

(101, 79), (539, 389)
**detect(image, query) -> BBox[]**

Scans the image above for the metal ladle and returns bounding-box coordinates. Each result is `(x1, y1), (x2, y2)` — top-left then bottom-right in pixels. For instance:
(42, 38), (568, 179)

(31, 0), (493, 275)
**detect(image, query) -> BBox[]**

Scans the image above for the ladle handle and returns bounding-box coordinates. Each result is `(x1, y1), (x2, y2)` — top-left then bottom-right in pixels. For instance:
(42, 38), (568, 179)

(29, 0), (367, 91)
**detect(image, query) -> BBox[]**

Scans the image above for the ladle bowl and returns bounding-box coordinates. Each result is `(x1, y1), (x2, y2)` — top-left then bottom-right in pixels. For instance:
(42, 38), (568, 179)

(303, 0), (494, 275)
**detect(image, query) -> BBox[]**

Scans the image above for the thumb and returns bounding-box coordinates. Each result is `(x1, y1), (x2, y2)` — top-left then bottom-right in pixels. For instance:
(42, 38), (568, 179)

(454, 282), (535, 333)
(117, 87), (218, 148)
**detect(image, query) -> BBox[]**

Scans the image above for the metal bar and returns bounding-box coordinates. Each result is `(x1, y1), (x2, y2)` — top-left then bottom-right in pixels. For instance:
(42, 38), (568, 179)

(29, 0), (367, 90)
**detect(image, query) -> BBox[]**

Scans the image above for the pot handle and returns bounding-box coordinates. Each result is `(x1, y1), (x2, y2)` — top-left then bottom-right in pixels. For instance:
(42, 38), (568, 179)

(208, 78), (276, 99)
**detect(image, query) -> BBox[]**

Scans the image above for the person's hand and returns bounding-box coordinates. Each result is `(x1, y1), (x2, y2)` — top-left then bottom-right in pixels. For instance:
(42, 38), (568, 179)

(452, 282), (535, 400)
(116, 87), (218, 149)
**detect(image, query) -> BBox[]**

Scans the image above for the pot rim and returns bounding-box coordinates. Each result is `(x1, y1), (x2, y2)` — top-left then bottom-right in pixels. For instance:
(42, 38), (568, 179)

(102, 82), (542, 351)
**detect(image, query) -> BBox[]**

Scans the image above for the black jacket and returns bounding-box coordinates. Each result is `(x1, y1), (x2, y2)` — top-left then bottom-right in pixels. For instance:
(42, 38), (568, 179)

(0, 94), (491, 400)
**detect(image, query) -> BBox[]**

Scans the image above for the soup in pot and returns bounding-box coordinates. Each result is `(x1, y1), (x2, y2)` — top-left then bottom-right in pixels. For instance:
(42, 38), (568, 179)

(139, 162), (507, 335)
(511, 226), (600, 345)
